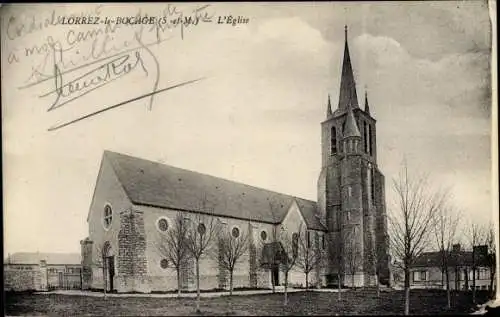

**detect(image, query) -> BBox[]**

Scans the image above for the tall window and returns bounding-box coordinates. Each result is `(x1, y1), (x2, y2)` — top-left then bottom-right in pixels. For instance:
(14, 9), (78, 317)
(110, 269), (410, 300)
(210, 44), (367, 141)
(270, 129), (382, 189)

(368, 126), (373, 155)
(103, 205), (112, 229)
(330, 126), (337, 154)
(364, 122), (368, 153)
(306, 231), (311, 248)
(371, 169), (375, 203)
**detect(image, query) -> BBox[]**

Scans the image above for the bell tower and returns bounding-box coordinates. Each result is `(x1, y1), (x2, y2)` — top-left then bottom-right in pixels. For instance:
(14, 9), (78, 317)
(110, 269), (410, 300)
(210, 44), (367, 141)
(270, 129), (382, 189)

(318, 26), (390, 287)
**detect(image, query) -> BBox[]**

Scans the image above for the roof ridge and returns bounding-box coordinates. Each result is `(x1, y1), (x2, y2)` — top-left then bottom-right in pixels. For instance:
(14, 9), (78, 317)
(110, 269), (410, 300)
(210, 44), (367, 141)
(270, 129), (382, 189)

(105, 150), (315, 202)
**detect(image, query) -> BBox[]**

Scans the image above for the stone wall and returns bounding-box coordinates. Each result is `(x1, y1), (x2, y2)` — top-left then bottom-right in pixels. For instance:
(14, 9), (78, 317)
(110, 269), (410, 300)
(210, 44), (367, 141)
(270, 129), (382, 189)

(117, 209), (150, 293)
(4, 266), (40, 291)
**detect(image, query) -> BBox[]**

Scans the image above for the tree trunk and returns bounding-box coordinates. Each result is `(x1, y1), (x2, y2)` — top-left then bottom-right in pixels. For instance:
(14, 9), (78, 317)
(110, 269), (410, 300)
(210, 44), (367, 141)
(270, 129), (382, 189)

(229, 270), (234, 296)
(445, 266), (451, 309)
(376, 273), (380, 297)
(196, 259), (200, 312)
(489, 270), (495, 298)
(404, 267), (410, 316)
(177, 268), (182, 297)
(338, 272), (342, 300)
(102, 257), (107, 299)
(271, 270), (275, 293)
(305, 272), (309, 290)
(284, 272), (288, 306)
(472, 266), (476, 304)
(351, 272), (355, 289)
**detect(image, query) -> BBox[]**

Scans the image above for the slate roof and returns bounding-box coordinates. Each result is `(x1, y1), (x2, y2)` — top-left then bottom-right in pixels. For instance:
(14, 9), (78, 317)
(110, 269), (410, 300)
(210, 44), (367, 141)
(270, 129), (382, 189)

(105, 151), (327, 231)
(412, 247), (490, 268)
(5, 252), (81, 265)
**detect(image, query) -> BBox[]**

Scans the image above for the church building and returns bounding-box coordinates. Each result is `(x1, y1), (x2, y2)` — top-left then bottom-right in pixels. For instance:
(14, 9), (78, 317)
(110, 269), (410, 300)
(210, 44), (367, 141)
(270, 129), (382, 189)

(81, 26), (391, 293)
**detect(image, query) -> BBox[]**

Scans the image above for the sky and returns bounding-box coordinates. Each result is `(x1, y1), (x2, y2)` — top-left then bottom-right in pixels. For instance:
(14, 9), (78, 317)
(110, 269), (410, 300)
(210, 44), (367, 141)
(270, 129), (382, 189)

(1, 2), (495, 255)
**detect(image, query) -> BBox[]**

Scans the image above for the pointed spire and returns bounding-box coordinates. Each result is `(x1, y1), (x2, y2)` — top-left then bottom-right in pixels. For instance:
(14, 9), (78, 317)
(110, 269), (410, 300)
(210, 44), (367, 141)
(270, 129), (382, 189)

(343, 106), (361, 138)
(327, 94), (332, 117)
(338, 25), (359, 111)
(364, 88), (370, 114)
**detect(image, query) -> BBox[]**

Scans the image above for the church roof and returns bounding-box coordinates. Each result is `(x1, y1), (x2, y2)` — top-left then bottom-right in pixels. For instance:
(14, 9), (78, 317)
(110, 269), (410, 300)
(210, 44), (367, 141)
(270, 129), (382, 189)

(5, 252), (81, 265)
(337, 26), (359, 112)
(104, 151), (326, 231)
(343, 107), (361, 138)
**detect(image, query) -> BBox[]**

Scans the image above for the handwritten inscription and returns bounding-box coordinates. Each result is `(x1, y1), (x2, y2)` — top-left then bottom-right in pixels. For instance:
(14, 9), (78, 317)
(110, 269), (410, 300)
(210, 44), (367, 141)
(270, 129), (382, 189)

(5, 4), (249, 131)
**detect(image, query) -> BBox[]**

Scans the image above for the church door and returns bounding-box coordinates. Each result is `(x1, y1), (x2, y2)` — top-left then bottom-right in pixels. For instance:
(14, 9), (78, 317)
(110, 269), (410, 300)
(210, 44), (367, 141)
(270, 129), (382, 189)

(107, 256), (115, 292)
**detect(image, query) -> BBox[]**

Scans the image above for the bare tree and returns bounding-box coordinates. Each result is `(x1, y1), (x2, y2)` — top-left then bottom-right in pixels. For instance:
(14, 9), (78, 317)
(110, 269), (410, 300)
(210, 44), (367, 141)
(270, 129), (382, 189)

(485, 224), (496, 298)
(344, 227), (361, 289)
(156, 212), (190, 296)
(277, 225), (299, 306)
(467, 222), (484, 304)
(216, 223), (250, 295)
(185, 213), (221, 312)
(388, 162), (446, 315)
(295, 226), (323, 290)
(433, 201), (461, 309)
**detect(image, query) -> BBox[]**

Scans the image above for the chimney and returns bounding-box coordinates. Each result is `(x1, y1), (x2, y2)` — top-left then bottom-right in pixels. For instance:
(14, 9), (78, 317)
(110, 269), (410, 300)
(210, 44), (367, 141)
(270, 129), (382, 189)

(452, 244), (461, 252)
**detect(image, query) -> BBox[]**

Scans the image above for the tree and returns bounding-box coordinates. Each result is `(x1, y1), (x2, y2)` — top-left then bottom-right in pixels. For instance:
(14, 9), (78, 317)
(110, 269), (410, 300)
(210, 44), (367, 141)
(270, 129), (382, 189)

(467, 222), (484, 304)
(277, 225), (299, 306)
(388, 162), (446, 315)
(433, 201), (461, 309)
(156, 212), (190, 297)
(216, 223), (250, 295)
(185, 213), (220, 312)
(485, 224), (496, 298)
(295, 224), (323, 290)
(344, 227), (361, 289)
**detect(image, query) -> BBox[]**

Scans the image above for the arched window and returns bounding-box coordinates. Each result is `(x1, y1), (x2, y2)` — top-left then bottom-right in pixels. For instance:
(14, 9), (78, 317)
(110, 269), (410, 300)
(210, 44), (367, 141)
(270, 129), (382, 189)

(371, 169), (376, 203)
(330, 126), (337, 154)
(292, 233), (299, 258)
(364, 122), (369, 154)
(368, 126), (373, 155)
(103, 205), (112, 230)
(260, 230), (267, 241)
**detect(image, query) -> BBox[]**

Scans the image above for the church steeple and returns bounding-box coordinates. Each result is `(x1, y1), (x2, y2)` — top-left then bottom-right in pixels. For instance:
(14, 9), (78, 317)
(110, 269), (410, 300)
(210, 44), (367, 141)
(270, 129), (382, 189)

(326, 94), (332, 117)
(364, 90), (370, 114)
(338, 25), (359, 111)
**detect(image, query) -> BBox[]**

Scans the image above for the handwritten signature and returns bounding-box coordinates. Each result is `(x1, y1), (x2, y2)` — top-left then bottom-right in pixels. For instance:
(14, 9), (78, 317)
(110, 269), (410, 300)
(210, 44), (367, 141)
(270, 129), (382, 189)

(42, 51), (148, 112)
(7, 4), (215, 131)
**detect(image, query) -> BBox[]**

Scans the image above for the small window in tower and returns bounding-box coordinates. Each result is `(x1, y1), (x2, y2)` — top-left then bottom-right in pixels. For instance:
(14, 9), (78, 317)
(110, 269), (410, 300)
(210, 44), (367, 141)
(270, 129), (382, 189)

(346, 211), (351, 221)
(322, 235), (326, 250)
(330, 127), (337, 154)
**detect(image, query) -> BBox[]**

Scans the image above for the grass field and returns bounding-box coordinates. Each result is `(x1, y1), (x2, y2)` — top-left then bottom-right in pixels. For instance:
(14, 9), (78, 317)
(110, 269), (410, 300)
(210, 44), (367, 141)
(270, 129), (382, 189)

(4, 289), (491, 316)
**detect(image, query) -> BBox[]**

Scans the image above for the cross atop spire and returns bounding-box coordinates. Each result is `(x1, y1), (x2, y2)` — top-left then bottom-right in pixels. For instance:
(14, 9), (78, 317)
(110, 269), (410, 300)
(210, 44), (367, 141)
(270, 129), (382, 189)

(337, 25), (359, 111)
